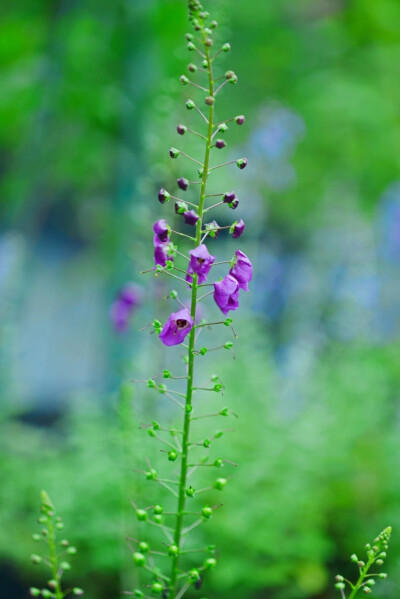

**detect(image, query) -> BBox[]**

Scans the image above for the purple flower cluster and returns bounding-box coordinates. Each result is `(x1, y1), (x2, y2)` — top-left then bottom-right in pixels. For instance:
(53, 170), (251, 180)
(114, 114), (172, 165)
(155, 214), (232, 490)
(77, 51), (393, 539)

(153, 219), (173, 267)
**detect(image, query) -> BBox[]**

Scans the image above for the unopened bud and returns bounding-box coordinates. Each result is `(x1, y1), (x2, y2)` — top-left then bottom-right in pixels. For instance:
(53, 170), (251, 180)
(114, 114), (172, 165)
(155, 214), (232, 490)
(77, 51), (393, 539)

(136, 509), (148, 522)
(168, 544), (179, 557)
(133, 552), (146, 567)
(214, 477), (227, 490)
(66, 546), (77, 555)
(187, 42), (196, 51)
(168, 450), (178, 461)
(210, 20), (218, 29)
(204, 557), (217, 569)
(73, 590), (84, 596)
(205, 96), (215, 106)
(186, 99), (195, 110)
(215, 139), (226, 149)
(235, 115), (245, 125)
(31, 554), (42, 565)
(60, 561), (71, 571)
(180, 75), (189, 85)
(177, 124), (187, 135)
(30, 589), (41, 597)
(236, 158), (248, 169)
(222, 43), (230, 52)
(186, 486), (195, 497)
(169, 147), (180, 158)
(202, 506), (213, 518)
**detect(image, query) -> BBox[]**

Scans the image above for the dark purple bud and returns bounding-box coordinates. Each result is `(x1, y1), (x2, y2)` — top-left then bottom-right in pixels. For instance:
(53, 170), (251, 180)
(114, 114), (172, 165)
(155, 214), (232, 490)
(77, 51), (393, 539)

(237, 158), (248, 170)
(169, 147), (180, 159)
(205, 220), (220, 239)
(184, 210), (199, 226)
(188, 63), (197, 73)
(229, 250), (252, 291)
(205, 96), (215, 106)
(158, 188), (170, 204)
(177, 177), (189, 191)
(177, 124), (187, 135)
(228, 198), (239, 209)
(225, 70), (235, 80)
(110, 283), (141, 333)
(213, 275), (240, 315)
(186, 244), (215, 285)
(215, 139), (226, 149)
(153, 219), (170, 243)
(223, 191), (236, 203)
(230, 219), (245, 239)
(159, 308), (194, 347)
(175, 200), (188, 214)
(235, 115), (245, 125)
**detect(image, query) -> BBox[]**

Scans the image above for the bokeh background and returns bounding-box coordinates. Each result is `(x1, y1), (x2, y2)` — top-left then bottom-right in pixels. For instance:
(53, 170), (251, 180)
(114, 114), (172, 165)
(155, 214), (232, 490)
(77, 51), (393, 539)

(1, 0), (400, 597)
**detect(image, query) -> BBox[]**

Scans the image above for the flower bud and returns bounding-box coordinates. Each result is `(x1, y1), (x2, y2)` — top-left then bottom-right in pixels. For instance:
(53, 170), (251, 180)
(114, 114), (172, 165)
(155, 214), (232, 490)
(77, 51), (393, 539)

(335, 583), (345, 590)
(29, 589), (41, 597)
(215, 430), (224, 438)
(213, 384), (223, 393)
(350, 554), (358, 562)
(152, 420), (161, 430)
(214, 477), (227, 490)
(198, 167), (204, 177)
(154, 504), (163, 514)
(202, 59), (208, 68)
(378, 573), (387, 579)
(169, 147), (180, 159)
(61, 539), (69, 547)
(175, 200), (188, 214)
(376, 559), (384, 566)
(215, 139), (226, 149)
(223, 191), (236, 203)
(177, 177), (189, 191)
(186, 99), (195, 110)
(189, 569), (200, 582)
(235, 114), (245, 125)
(204, 557), (217, 569)
(335, 575), (344, 582)
(199, 11), (209, 19)
(184, 210), (200, 226)
(188, 63), (197, 73)
(187, 42), (195, 51)
(60, 561), (71, 570)
(228, 198), (239, 209)
(147, 378), (156, 388)
(177, 124), (187, 135)
(163, 370), (172, 378)
(205, 220), (220, 238)
(32, 534), (41, 542)
(222, 43), (231, 52)
(202, 506), (213, 519)
(154, 514), (163, 524)
(133, 591), (144, 598)
(224, 341), (233, 349)
(168, 450), (178, 461)
(73, 590), (84, 597)
(230, 218), (245, 238)
(210, 20), (218, 28)
(186, 33), (193, 41)
(136, 509), (148, 522)
(357, 561), (365, 567)
(218, 123), (228, 133)
(139, 541), (149, 553)
(158, 383), (167, 393)
(152, 583), (164, 595)
(168, 544), (179, 557)
(365, 579), (375, 586)
(133, 552), (146, 566)
(229, 74), (238, 84)
(158, 188), (170, 204)
(205, 96), (215, 106)
(180, 75), (189, 85)
(225, 70), (235, 80)
(220, 407), (229, 415)
(205, 38), (213, 47)
(236, 158), (248, 169)
(41, 591), (53, 598)
(186, 486), (195, 497)
(363, 588), (371, 594)
(203, 439), (211, 448)
(214, 457), (223, 467)
(31, 554), (42, 565)
(67, 546), (77, 555)
(200, 346), (208, 355)
(185, 404), (193, 414)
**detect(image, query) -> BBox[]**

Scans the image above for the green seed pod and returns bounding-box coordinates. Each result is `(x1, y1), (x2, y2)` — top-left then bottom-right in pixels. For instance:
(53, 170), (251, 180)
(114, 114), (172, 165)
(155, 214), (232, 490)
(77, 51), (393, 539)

(55, 522), (64, 530)
(139, 541), (149, 553)
(136, 509), (148, 522)
(204, 557), (217, 569)
(168, 544), (179, 557)
(202, 506), (213, 519)
(148, 429), (156, 438)
(133, 552), (146, 567)
(168, 450), (178, 461)
(214, 477), (227, 490)
(376, 559), (384, 566)
(154, 514), (163, 524)
(350, 554), (358, 562)
(186, 485), (195, 497)
(153, 505), (163, 514)
(163, 369), (172, 378)
(152, 582), (163, 595)
(61, 539), (69, 547)
(222, 43), (231, 52)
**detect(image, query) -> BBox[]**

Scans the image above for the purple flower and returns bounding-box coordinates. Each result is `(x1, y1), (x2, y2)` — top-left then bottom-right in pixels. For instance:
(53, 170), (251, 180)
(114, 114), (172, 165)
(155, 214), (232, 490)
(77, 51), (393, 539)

(231, 219), (245, 239)
(110, 283), (140, 332)
(158, 188), (170, 204)
(213, 275), (240, 315)
(154, 244), (169, 267)
(177, 177), (189, 191)
(177, 124), (187, 135)
(159, 308), (194, 346)
(229, 250), (252, 291)
(153, 219), (170, 243)
(223, 191), (237, 203)
(186, 244), (215, 285)
(205, 220), (220, 238)
(184, 210), (199, 226)
(235, 115), (245, 125)
(215, 139), (226, 149)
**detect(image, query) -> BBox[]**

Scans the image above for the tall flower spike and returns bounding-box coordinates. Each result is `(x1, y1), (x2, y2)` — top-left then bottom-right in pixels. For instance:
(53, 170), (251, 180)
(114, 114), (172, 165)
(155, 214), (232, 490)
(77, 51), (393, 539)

(134, 4), (251, 598)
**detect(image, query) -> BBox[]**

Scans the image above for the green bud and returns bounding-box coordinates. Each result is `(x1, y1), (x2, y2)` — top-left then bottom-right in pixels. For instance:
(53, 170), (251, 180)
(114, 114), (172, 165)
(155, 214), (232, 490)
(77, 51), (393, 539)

(185, 404), (193, 414)
(152, 582), (163, 595)
(186, 486), (195, 497)
(204, 557), (217, 569)
(168, 544), (179, 557)
(133, 552), (146, 567)
(147, 378), (156, 388)
(222, 42), (231, 52)
(139, 541), (149, 553)
(61, 540), (69, 547)
(202, 59), (208, 68)
(215, 430), (224, 438)
(169, 146), (180, 158)
(185, 33), (193, 41)
(214, 458), (223, 467)
(202, 506), (213, 519)
(186, 99), (195, 110)
(180, 75), (189, 85)
(60, 561), (71, 570)
(210, 20), (218, 28)
(168, 450), (178, 461)
(219, 407), (229, 416)
(363, 588), (371, 594)
(189, 569), (200, 581)
(229, 74), (238, 84)
(32, 534), (41, 542)
(41, 529), (48, 536)
(154, 505), (163, 514)
(41, 591), (53, 598)
(158, 384), (167, 394)
(335, 575), (344, 582)
(152, 421), (161, 430)
(67, 546), (77, 555)
(205, 38), (213, 47)
(48, 581), (57, 590)
(350, 554), (358, 562)
(200, 347), (208, 355)
(357, 561), (365, 567)
(55, 522), (64, 530)
(153, 514), (163, 524)
(136, 509), (148, 522)
(133, 591), (144, 598)
(379, 551), (387, 558)
(214, 477), (227, 490)
(203, 439), (211, 448)
(37, 516), (47, 524)
(207, 544), (216, 553)
(213, 383), (223, 392)
(335, 583), (345, 590)
(205, 96), (215, 106)
(73, 590), (84, 596)
(29, 588), (41, 597)
(224, 341), (233, 349)
(376, 559), (384, 566)
(188, 63), (197, 73)
(198, 168), (204, 177)
(218, 123), (228, 133)
(365, 579), (375, 586)
(146, 469), (157, 480)
(148, 429), (156, 438)
(378, 573), (387, 579)
(31, 554), (42, 565)
(187, 42), (195, 51)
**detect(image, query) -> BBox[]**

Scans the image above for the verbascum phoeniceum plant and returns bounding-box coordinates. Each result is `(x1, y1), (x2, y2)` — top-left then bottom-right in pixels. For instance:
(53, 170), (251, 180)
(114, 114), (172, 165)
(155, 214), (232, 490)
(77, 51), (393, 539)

(28, 2), (392, 598)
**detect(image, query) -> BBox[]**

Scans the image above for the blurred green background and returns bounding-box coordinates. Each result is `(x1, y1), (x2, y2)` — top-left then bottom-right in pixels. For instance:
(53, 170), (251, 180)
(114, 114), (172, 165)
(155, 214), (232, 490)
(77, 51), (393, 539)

(1, 0), (400, 597)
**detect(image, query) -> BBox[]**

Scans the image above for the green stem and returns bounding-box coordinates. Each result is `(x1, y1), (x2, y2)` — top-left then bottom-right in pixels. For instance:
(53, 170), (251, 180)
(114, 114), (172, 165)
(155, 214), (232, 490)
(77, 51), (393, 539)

(169, 28), (214, 599)
(348, 558), (374, 599)
(47, 517), (63, 599)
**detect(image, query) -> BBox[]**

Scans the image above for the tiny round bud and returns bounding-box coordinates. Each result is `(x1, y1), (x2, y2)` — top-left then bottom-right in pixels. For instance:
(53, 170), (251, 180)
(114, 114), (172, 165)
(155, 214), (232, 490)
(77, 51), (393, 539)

(214, 477), (227, 490)
(73, 590), (84, 596)
(61, 539), (69, 547)
(188, 63), (197, 73)
(169, 147), (180, 159)
(199, 11), (209, 19)
(133, 552), (146, 567)
(220, 407), (229, 415)
(335, 583), (345, 590)
(335, 575), (344, 582)
(31, 554), (42, 565)
(185, 404), (193, 414)
(202, 59), (208, 68)
(363, 588), (372, 594)
(48, 580), (57, 590)
(32, 534), (41, 542)
(151, 582), (163, 595)
(215, 139), (226, 149)
(186, 99), (195, 110)
(133, 591), (144, 598)
(30, 588), (41, 597)
(380, 551), (387, 558)
(152, 420), (161, 430)
(214, 457), (223, 466)
(200, 346), (208, 355)
(41, 529), (48, 536)
(198, 167), (204, 177)
(210, 20), (218, 29)
(158, 188), (170, 204)
(38, 516), (46, 524)
(177, 177), (189, 191)
(376, 559), (384, 566)
(236, 158), (248, 169)
(203, 439), (211, 448)
(218, 123), (228, 133)
(168, 450), (178, 461)
(235, 115), (245, 125)
(163, 369), (172, 378)
(154, 504), (163, 514)
(365, 579), (375, 586)
(224, 341), (234, 349)
(56, 521), (64, 530)
(139, 541), (149, 553)
(357, 561), (365, 568)
(136, 509), (148, 522)
(205, 96), (215, 106)
(189, 569), (200, 581)
(187, 42), (195, 51)
(180, 75), (189, 85)
(60, 561), (71, 571)
(229, 74), (238, 84)
(205, 38), (213, 47)
(225, 70), (235, 80)
(202, 506), (213, 519)
(158, 383), (167, 393)
(177, 124), (187, 135)
(350, 554), (358, 563)
(185, 33), (193, 41)
(67, 546), (77, 555)
(378, 573), (387, 579)
(204, 557), (217, 569)
(186, 486), (195, 497)
(154, 514), (163, 524)
(168, 544), (179, 557)
(222, 43), (231, 52)
(146, 468), (157, 480)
